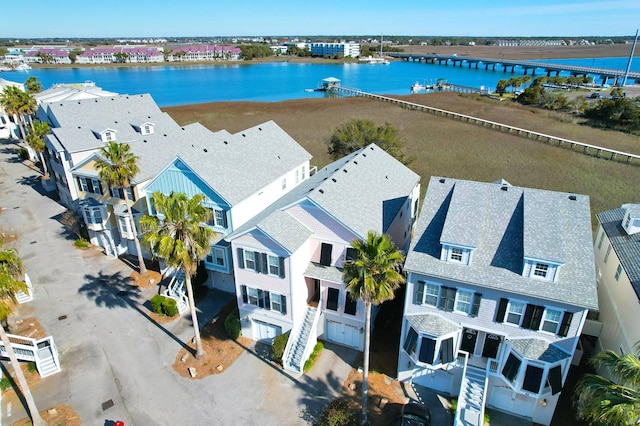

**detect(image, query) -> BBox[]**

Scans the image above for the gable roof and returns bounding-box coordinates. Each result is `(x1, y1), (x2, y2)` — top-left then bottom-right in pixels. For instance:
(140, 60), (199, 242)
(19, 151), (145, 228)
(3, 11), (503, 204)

(597, 205), (640, 299)
(405, 177), (597, 309)
(226, 144), (420, 252)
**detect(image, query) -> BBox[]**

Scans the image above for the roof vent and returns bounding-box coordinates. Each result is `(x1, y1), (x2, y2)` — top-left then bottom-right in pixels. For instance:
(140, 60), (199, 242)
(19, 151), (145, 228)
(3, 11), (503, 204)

(501, 186), (508, 191)
(343, 169), (348, 173)
(224, 141), (228, 145)
(362, 153), (367, 157)
(143, 140), (147, 143)
(319, 189), (324, 194)
(204, 148), (208, 153)
(242, 133), (246, 137)
(278, 156), (280, 159)
(332, 178), (336, 182)
(77, 101), (81, 104)
(353, 161), (358, 165)
(439, 178), (446, 183)
(369, 146), (374, 150)
(569, 195), (577, 201)
(258, 127), (262, 131)
(163, 134), (167, 137)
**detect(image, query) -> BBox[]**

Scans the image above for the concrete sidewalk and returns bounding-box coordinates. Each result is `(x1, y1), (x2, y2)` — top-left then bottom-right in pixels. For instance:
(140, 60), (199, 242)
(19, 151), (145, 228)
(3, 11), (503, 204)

(0, 139), (357, 425)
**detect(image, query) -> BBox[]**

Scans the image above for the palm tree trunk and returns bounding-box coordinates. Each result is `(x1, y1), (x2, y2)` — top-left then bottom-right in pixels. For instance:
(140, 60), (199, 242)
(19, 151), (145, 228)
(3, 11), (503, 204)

(184, 274), (205, 359)
(361, 301), (371, 426)
(0, 326), (44, 426)
(38, 152), (48, 177)
(123, 191), (147, 275)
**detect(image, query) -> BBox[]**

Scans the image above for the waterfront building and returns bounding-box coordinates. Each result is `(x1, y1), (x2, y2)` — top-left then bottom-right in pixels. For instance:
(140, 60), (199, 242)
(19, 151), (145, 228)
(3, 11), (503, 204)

(77, 47), (164, 64)
(397, 177), (597, 425)
(23, 48), (72, 64)
(310, 42), (360, 58)
(225, 144), (420, 373)
(165, 45), (241, 62)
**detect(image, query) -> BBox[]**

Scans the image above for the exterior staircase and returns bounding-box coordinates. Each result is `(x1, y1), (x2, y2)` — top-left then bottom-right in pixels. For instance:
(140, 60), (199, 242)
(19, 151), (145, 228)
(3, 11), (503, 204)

(15, 273), (34, 304)
(164, 271), (189, 314)
(283, 306), (319, 374)
(0, 334), (61, 377)
(454, 363), (489, 426)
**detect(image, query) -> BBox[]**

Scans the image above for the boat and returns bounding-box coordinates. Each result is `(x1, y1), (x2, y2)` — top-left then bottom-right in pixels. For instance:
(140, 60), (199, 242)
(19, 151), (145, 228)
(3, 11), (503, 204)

(15, 63), (32, 71)
(410, 81), (425, 92)
(358, 34), (390, 64)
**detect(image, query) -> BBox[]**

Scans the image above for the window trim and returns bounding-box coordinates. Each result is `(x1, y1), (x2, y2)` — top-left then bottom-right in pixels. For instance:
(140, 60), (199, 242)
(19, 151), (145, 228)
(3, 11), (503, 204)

(540, 308), (562, 334)
(450, 247), (464, 262)
(268, 255), (280, 276)
(615, 264), (623, 281)
(505, 300), (526, 326)
(533, 262), (550, 278)
(453, 289), (473, 314)
(214, 247), (225, 267)
(244, 250), (256, 270)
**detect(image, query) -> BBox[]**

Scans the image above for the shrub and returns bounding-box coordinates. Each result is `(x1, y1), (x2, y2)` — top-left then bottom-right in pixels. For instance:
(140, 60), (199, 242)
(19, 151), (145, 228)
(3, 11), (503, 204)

(74, 238), (90, 249)
(272, 333), (289, 364)
(17, 147), (29, 160)
(150, 294), (165, 314)
(0, 376), (11, 391)
(303, 341), (324, 372)
(224, 308), (241, 340)
(316, 398), (356, 426)
(27, 362), (37, 373)
(162, 297), (178, 317)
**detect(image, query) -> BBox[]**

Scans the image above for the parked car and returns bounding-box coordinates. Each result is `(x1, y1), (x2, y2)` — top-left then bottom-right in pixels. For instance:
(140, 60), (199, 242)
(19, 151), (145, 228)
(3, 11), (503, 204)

(397, 402), (431, 426)
(589, 92), (604, 99)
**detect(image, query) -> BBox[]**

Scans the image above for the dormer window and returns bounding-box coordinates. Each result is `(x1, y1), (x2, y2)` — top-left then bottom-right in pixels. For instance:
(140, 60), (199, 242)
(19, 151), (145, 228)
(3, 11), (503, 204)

(141, 123), (154, 135)
(441, 244), (472, 265)
(622, 204), (640, 235)
(533, 263), (549, 278)
(104, 131), (114, 141)
(523, 258), (562, 282)
(450, 247), (463, 262)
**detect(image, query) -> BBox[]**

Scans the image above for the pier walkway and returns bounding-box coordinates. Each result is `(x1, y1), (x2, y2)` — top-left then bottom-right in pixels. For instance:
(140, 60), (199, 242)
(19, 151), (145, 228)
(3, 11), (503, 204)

(389, 53), (640, 85)
(328, 85), (640, 166)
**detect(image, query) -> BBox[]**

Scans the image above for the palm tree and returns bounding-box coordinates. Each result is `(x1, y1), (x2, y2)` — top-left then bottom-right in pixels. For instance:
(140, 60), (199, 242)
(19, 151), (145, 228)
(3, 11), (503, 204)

(25, 121), (50, 176)
(0, 244), (44, 426)
(140, 192), (215, 359)
(575, 342), (640, 425)
(342, 230), (405, 425)
(95, 141), (147, 275)
(16, 90), (36, 132)
(0, 86), (26, 139)
(24, 77), (42, 94)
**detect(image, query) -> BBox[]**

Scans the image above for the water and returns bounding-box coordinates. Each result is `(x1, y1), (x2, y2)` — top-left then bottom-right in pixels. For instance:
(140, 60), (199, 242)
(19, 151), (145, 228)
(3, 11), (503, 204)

(2, 57), (638, 107)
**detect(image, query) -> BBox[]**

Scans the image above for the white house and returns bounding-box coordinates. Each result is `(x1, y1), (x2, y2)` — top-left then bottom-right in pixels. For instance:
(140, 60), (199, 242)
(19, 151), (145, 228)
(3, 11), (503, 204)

(593, 203), (640, 356)
(397, 177), (597, 425)
(225, 144), (420, 373)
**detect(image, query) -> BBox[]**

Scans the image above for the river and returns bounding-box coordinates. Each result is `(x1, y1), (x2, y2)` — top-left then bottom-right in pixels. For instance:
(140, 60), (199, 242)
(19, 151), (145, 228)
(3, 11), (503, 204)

(1, 57), (638, 107)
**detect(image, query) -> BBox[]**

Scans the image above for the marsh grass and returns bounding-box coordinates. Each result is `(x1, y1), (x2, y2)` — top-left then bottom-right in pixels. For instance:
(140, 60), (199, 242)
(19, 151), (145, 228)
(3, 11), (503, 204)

(164, 93), (640, 229)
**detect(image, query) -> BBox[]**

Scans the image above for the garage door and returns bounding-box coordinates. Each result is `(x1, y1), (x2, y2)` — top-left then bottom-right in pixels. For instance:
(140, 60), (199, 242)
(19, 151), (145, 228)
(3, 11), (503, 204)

(326, 320), (360, 348)
(253, 320), (281, 343)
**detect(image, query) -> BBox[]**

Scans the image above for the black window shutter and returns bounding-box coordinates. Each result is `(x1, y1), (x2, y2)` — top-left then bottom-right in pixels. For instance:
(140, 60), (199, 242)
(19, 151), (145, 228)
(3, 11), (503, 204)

(522, 304), (535, 329)
(281, 296), (287, 315)
(260, 253), (268, 274)
(128, 186), (135, 201)
(279, 257), (285, 278)
(87, 178), (94, 193)
(97, 181), (103, 195)
(254, 251), (261, 272)
(222, 211), (228, 228)
(548, 365), (563, 395)
(531, 305), (545, 330)
(470, 293), (482, 317)
(558, 312), (573, 337)
(237, 248), (244, 269)
(257, 289), (264, 308)
(415, 281), (425, 305)
(419, 338), (436, 364)
(320, 243), (332, 266)
(440, 337), (454, 364)
(495, 298), (508, 323)
(241, 285), (247, 303)
(438, 287), (449, 310)
(76, 177), (82, 191)
(264, 291), (270, 309)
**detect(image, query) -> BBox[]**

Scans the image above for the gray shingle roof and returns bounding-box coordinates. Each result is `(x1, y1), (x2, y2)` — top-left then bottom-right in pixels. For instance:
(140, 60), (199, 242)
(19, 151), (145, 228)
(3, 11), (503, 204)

(405, 177), (597, 309)
(304, 262), (344, 283)
(508, 338), (570, 363)
(258, 210), (313, 253)
(408, 313), (460, 336)
(597, 205), (640, 299)
(45, 94), (312, 207)
(226, 144), (420, 252)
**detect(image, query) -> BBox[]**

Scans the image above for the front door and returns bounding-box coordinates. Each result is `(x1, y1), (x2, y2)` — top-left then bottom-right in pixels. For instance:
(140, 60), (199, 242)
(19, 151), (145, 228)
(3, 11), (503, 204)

(326, 320), (360, 348)
(482, 333), (503, 358)
(460, 328), (478, 354)
(253, 320), (281, 343)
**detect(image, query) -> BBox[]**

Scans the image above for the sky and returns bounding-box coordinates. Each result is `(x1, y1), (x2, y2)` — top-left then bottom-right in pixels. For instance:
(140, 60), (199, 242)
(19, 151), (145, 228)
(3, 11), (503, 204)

(3, 0), (640, 39)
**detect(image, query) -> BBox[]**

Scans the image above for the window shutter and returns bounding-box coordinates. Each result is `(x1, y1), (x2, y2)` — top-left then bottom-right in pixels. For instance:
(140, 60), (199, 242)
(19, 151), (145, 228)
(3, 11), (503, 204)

(419, 338), (436, 364)
(558, 312), (573, 337)
(222, 211), (228, 228)
(260, 253), (268, 274)
(531, 305), (544, 330)
(548, 365), (563, 395)
(281, 296), (287, 315)
(440, 337), (454, 364)
(97, 181), (103, 195)
(87, 178), (94, 193)
(440, 287), (456, 312)
(241, 285), (247, 303)
(76, 177), (83, 191)
(237, 248), (244, 269)
(279, 257), (285, 278)
(254, 251), (262, 272)
(522, 304), (535, 329)
(257, 289), (264, 308)
(415, 281), (425, 305)
(118, 187), (125, 199)
(320, 243), (332, 266)
(495, 298), (508, 323)
(264, 291), (270, 310)
(470, 293), (482, 317)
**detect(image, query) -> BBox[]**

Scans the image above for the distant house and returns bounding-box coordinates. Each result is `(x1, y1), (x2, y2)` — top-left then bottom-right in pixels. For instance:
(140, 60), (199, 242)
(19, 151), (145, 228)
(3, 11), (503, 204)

(310, 42), (360, 58)
(397, 177), (597, 426)
(225, 144), (420, 373)
(593, 203), (640, 356)
(165, 45), (241, 62)
(0, 78), (25, 139)
(77, 47), (163, 64)
(24, 48), (71, 64)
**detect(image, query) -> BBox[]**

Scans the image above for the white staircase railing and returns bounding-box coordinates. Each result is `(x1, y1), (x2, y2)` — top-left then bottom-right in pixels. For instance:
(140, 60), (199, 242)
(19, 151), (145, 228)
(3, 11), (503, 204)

(454, 351), (490, 426)
(283, 306), (321, 374)
(163, 271), (189, 314)
(0, 333), (61, 377)
(15, 273), (34, 304)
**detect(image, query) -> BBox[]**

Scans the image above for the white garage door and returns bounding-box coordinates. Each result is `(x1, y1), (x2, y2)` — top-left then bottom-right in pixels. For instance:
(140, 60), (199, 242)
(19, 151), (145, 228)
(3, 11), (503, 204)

(326, 320), (360, 348)
(253, 320), (281, 343)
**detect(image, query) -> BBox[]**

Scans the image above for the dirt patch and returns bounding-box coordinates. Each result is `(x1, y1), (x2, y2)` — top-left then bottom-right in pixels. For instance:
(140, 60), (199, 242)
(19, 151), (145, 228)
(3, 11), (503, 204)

(129, 269), (162, 289)
(173, 299), (251, 378)
(10, 404), (81, 426)
(11, 317), (47, 340)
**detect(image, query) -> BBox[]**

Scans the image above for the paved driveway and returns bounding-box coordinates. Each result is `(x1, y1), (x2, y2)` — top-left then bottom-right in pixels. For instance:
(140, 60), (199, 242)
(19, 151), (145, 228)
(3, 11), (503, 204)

(0, 140), (356, 425)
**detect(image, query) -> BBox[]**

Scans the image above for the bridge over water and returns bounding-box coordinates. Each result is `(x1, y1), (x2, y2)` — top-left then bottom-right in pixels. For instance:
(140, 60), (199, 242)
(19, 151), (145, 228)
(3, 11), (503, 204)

(388, 53), (640, 85)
